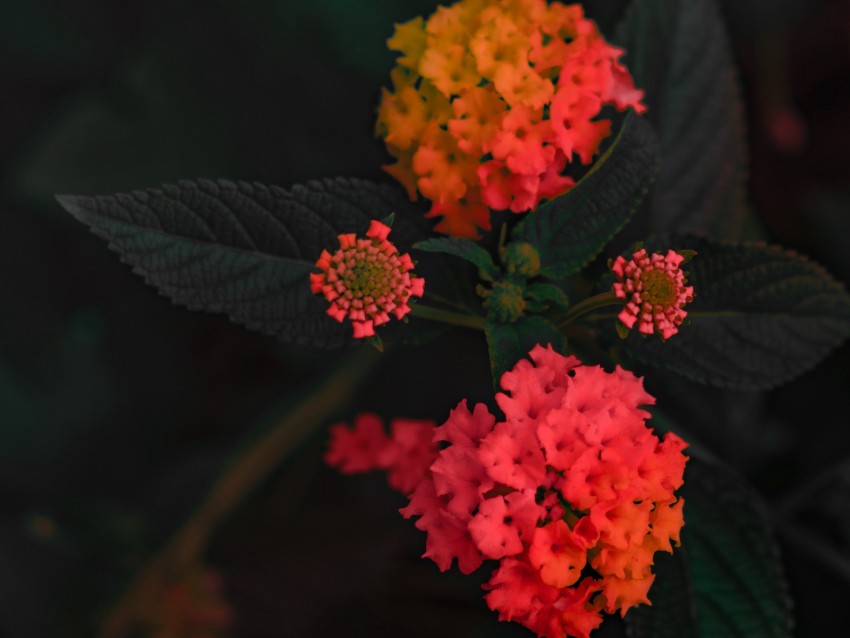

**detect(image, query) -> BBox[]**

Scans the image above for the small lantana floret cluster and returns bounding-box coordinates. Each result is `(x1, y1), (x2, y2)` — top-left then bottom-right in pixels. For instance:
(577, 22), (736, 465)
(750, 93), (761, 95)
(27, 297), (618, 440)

(325, 413), (438, 495)
(612, 249), (694, 340)
(326, 345), (688, 638)
(310, 220), (425, 338)
(376, 0), (647, 238)
(481, 279), (528, 323)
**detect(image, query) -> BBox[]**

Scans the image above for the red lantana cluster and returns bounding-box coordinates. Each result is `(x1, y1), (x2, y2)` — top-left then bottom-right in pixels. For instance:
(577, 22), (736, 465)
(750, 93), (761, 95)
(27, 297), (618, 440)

(326, 345), (688, 638)
(612, 249), (694, 340)
(376, 0), (646, 238)
(310, 220), (425, 338)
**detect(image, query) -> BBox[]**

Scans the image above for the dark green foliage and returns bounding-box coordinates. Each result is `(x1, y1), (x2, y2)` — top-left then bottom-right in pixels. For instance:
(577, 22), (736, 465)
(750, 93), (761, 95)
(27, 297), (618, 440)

(414, 237), (500, 280)
(621, 235), (850, 389)
(484, 316), (566, 389)
(626, 455), (793, 638)
(58, 178), (428, 348)
(615, 0), (757, 240)
(511, 111), (659, 280)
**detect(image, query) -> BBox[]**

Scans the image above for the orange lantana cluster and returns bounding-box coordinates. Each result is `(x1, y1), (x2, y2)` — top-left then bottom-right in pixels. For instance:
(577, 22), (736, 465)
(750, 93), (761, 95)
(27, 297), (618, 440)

(376, 0), (646, 238)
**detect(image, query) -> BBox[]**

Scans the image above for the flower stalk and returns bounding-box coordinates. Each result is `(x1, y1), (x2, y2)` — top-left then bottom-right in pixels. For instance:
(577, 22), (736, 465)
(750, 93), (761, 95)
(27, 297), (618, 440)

(557, 291), (622, 328)
(411, 303), (485, 330)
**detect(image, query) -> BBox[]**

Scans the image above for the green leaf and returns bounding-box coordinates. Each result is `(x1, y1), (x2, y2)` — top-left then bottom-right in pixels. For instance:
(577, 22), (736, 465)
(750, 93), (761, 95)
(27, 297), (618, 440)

(414, 237), (500, 281)
(615, 0), (759, 240)
(621, 235), (850, 389)
(511, 111), (659, 280)
(484, 316), (566, 388)
(626, 454), (793, 638)
(57, 178), (430, 349)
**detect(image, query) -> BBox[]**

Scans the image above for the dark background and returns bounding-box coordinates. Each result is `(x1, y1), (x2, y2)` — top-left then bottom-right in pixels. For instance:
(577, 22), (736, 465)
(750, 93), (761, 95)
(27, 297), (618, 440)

(1, 0), (849, 636)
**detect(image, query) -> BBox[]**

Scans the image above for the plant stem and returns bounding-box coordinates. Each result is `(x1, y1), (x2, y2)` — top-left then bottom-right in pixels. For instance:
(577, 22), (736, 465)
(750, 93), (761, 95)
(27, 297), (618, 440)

(411, 303), (485, 330)
(583, 312), (617, 322)
(99, 347), (381, 638)
(424, 291), (475, 313)
(557, 291), (622, 328)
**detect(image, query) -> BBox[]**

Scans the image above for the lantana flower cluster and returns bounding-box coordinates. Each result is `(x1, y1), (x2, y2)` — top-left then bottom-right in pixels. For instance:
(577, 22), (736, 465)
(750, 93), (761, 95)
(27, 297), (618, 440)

(376, 0), (647, 238)
(326, 345), (688, 638)
(310, 220), (425, 338)
(612, 249), (694, 340)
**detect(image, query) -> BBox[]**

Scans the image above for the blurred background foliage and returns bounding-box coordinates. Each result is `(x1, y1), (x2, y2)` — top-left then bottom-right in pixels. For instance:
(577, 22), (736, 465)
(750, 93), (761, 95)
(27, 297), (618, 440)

(0, 0), (848, 636)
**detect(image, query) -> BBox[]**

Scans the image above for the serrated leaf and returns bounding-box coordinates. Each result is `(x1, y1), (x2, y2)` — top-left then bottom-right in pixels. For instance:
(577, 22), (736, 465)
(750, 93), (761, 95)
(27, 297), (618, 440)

(615, 0), (758, 240)
(414, 237), (500, 281)
(621, 235), (850, 389)
(626, 455), (793, 638)
(57, 178), (430, 348)
(484, 316), (567, 389)
(511, 111), (658, 280)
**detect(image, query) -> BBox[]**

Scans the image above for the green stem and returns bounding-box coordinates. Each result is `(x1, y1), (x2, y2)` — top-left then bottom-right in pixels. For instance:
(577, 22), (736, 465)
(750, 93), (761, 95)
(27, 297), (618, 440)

(583, 312), (618, 322)
(411, 303), (485, 330)
(557, 291), (622, 328)
(424, 291), (475, 313)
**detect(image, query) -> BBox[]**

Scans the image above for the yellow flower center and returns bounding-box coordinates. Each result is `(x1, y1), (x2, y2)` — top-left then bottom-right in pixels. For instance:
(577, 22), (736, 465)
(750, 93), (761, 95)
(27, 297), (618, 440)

(341, 248), (396, 299)
(640, 269), (677, 308)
